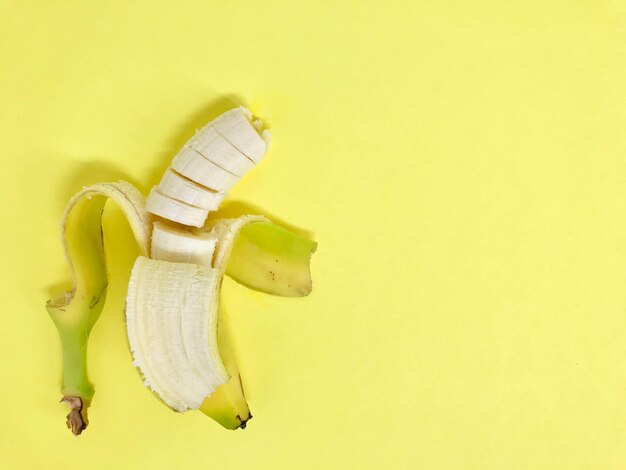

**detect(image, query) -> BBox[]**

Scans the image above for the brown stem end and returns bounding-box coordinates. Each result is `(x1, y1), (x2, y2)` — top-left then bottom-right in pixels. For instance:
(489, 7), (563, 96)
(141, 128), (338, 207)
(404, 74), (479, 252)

(61, 396), (89, 436)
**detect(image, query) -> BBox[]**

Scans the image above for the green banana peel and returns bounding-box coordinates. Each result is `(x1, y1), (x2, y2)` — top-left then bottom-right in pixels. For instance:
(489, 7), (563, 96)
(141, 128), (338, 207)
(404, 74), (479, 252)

(226, 221), (317, 297)
(199, 309), (251, 429)
(200, 219), (316, 428)
(46, 182), (151, 435)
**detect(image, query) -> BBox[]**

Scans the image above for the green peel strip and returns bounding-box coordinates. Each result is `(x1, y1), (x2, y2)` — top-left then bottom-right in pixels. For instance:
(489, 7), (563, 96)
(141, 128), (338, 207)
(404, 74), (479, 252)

(46, 182), (150, 435)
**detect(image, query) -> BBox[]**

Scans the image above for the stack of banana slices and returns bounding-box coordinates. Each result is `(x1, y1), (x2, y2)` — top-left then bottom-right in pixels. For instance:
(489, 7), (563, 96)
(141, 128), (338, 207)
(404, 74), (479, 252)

(46, 106), (316, 434)
(146, 107), (270, 227)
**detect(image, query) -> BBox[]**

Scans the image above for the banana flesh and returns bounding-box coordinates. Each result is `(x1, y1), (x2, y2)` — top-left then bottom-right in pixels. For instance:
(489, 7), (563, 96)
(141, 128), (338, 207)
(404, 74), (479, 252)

(126, 257), (227, 411)
(131, 217), (263, 417)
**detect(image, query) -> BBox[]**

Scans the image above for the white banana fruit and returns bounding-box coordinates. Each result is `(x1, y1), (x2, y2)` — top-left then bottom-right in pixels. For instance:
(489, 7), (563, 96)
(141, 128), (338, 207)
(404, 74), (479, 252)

(46, 106), (316, 435)
(126, 257), (227, 411)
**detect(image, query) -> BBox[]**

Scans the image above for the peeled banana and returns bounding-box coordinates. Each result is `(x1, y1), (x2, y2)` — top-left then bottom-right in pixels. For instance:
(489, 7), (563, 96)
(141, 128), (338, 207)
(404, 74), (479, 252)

(46, 106), (316, 435)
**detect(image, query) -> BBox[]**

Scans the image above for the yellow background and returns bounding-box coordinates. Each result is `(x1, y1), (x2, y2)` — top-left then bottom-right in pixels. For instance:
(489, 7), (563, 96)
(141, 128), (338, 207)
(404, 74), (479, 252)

(1, 1), (625, 468)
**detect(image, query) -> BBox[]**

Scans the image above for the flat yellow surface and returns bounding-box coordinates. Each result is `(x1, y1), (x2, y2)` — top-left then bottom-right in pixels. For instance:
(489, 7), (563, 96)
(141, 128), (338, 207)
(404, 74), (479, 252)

(1, 1), (625, 468)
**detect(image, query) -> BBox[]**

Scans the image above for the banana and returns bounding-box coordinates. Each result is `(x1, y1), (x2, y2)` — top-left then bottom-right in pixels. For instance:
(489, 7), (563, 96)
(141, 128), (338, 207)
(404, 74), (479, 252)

(46, 106), (316, 435)
(157, 168), (225, 210)
(145, 188), (209, 227)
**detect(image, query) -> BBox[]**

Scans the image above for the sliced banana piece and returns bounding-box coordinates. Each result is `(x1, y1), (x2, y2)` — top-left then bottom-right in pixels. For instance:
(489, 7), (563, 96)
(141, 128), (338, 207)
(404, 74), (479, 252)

(172, 147), (239, 192)
(187, 126), (255, 177)
(151, 221), (216, 266)
(157, 168), (225, 211)
(145, 189), (209, 228)
(126, 256), (228, 412)
(210, 107), (268, 163)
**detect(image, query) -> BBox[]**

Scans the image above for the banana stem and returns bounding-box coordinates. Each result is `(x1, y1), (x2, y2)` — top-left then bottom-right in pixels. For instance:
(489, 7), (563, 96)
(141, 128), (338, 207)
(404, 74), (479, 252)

(48, 290), (105, 435)
(58, 324), (94, 400)
(54, 319), (98, 436)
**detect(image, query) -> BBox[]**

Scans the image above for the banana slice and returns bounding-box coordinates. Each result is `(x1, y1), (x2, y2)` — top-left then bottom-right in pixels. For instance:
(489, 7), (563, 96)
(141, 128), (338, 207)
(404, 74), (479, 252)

(151, 221), (216, 266)
(187, 126), (255, 177)
(157, 168), (225, 211)
(172, 147), (239, 192)
(210, 107), (268, 163)
(145, 189), (209, 227)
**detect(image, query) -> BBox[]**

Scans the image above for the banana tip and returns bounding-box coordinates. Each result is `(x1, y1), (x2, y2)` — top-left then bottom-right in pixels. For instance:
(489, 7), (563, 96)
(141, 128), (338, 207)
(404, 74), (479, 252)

(238, 413), (252, 430)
